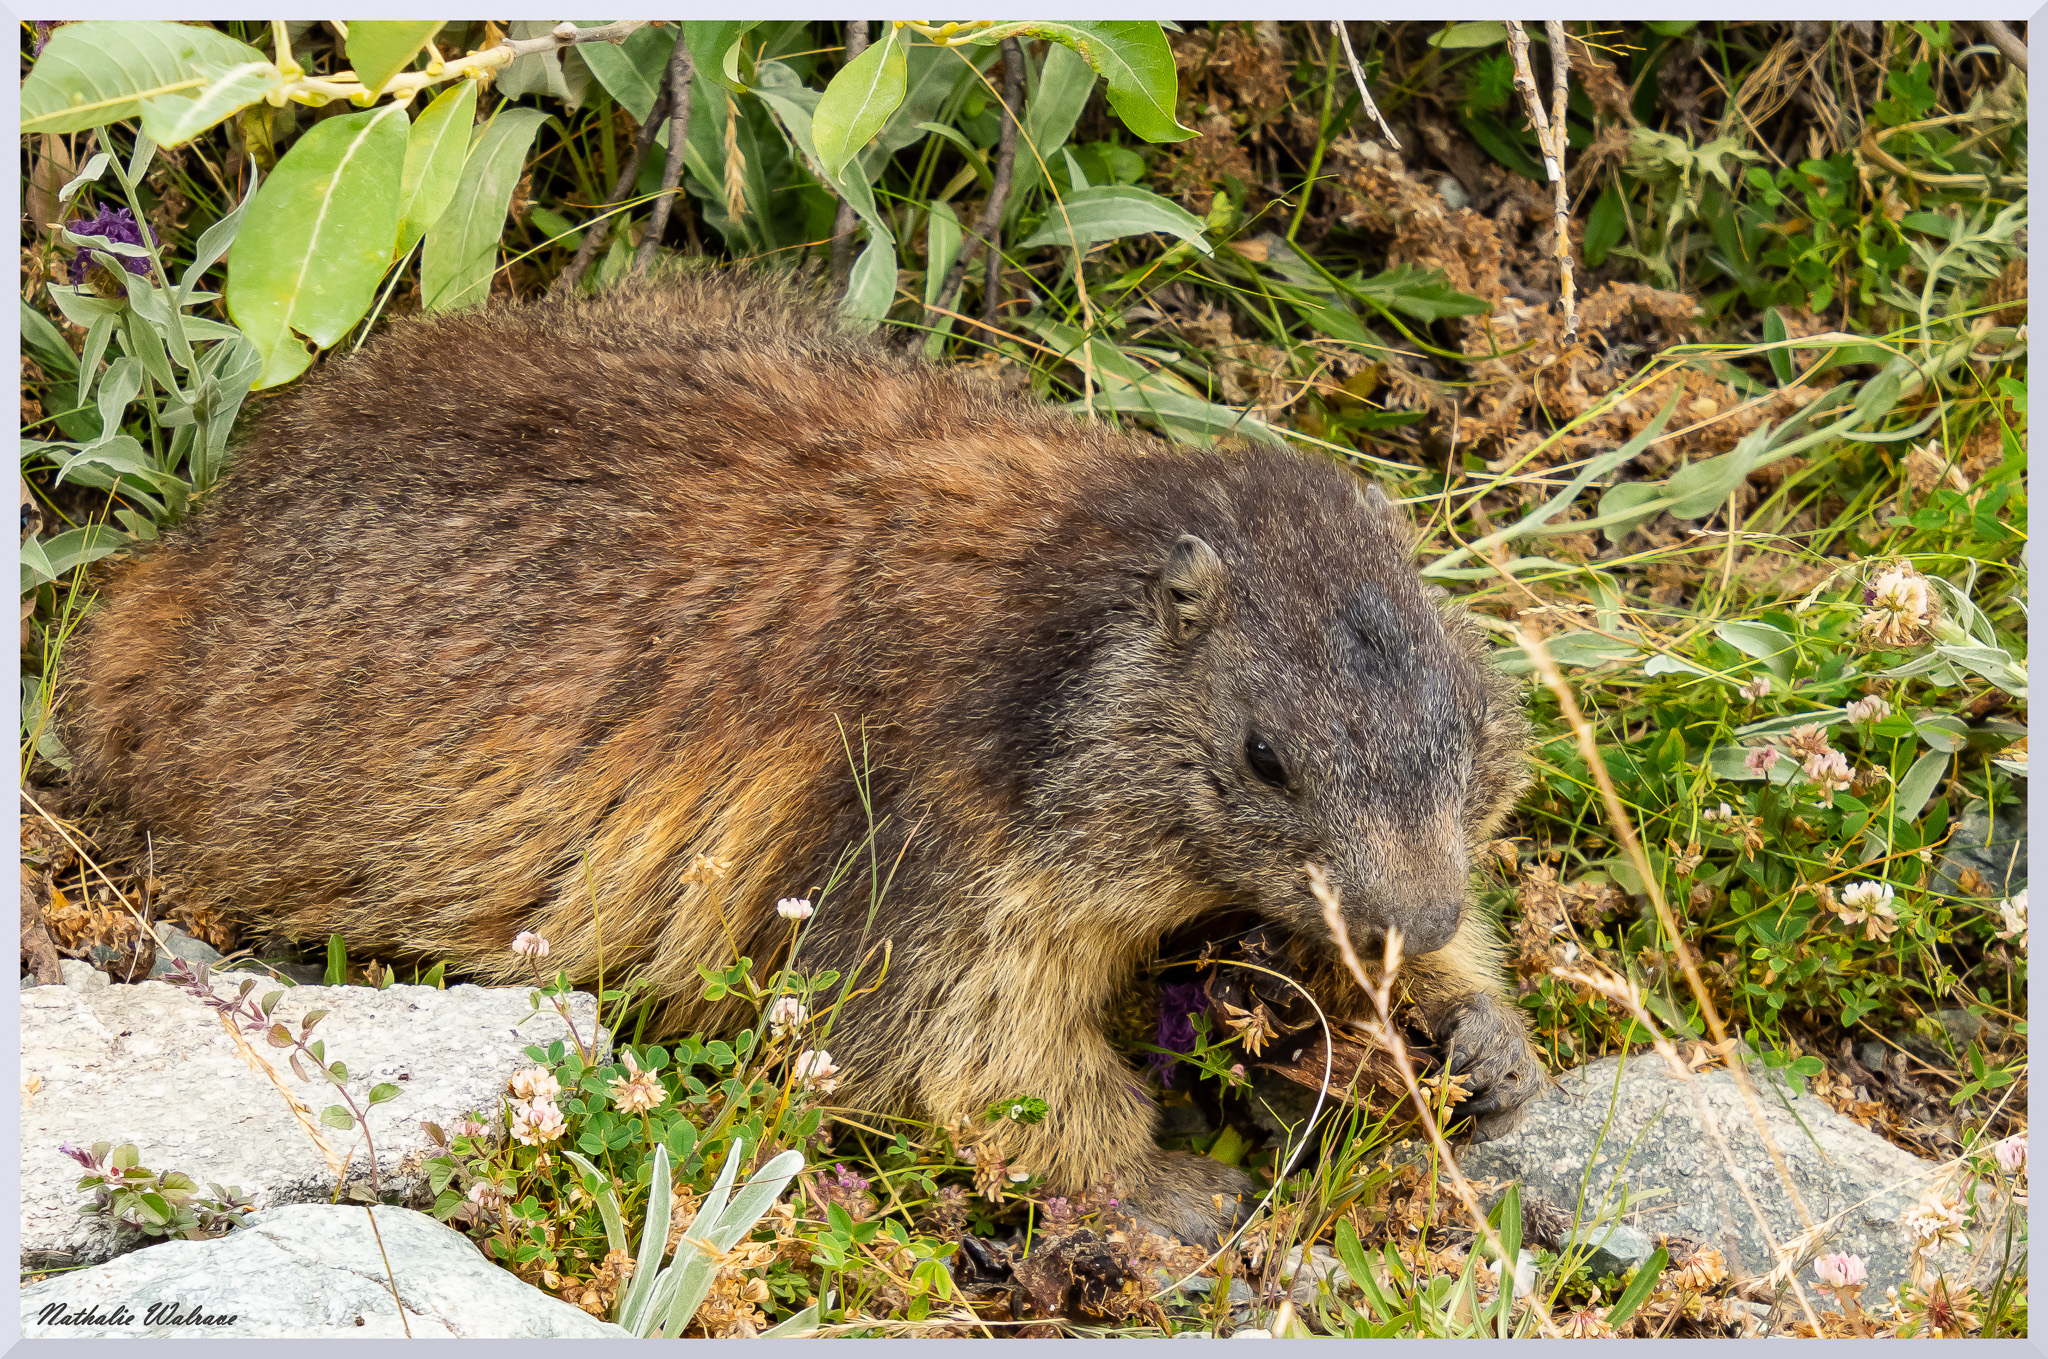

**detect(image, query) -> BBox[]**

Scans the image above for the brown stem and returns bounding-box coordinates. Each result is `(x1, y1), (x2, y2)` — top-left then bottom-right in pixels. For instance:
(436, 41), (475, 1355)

(552, 84), (672, 297)
(631, 28), (696, 277)
(934, 39), (1023, 323)
(830, 20), (872, 287)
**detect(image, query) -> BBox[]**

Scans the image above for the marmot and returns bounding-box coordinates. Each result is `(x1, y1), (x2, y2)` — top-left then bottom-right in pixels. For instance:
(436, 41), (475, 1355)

(61, 269), (1541, 1244)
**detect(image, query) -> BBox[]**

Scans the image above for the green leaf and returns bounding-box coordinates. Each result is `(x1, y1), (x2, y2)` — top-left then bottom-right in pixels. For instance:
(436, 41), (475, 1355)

(971, 21), (1190, 143)
(1763, 307), (1792, 386)
(346, 21), (443, 98)
(1009, 41), (1096, 211)
(1604, 1248), (1669, 1325)
(842, 237), (897, 331)
(320, 1105), (356, 1130)
(682, 20), (762, 95)
(420, 107), (549, 313)
(578, 22), (678, 123)
(814, 25), (908, 181)
(1016, 184), (1212, 255)
(1353, 263), (1490, 322)
(1583, 184), (1626, 268)
(396, 80), (479, 256)
(23, 21), (269, 135)
(225, 103), (409, 389)
(923, 200), (962, 309)
(21, 300), (79, 374)
(136, 60), (282, 148)
(366, 1082), (402, 1106)
(1430, 21), (1509, 48)
(1716, 620), (1796, 681)
(22, 525), (125, 589)
(324, 933), (347, 986)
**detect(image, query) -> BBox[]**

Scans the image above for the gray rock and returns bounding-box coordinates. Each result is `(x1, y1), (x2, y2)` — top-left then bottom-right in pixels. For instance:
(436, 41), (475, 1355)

(20, 978), (604, 1270)
(1933, 796), (2025, 899)
(1435, 175), (1471, 211)
(1451, 1055), (1990, 1295)
(1579, 1222), (1655, 1279)
(1856, 1042), (1889, 1073)
(58, 961), (109, 991)
(145, 923), (223, 979)
(20, 1203), (626, 1337)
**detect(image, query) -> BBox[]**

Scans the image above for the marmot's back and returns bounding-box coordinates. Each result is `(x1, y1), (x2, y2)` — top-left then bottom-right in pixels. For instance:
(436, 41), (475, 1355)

(60, 270), (1368, 977)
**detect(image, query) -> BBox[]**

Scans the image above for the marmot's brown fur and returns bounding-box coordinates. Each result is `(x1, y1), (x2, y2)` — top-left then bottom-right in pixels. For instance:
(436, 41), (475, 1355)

(61, 269), (1540, 1244)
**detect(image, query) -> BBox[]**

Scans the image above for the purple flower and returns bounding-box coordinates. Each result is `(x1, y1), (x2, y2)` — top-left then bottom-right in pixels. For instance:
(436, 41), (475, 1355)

(58, 1141), (101, 1169)
(65, 206), (154, 286)
(1149, 980), (1208, 1088)
(33, 21), (58, 56)
(829, 1163), (870, 1194)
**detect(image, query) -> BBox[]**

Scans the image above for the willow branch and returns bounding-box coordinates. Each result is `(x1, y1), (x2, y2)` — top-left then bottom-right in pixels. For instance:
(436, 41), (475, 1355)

(632, 28), (696, 277)
(935, 40), (1023, 322)
(552, 82), (669, 296)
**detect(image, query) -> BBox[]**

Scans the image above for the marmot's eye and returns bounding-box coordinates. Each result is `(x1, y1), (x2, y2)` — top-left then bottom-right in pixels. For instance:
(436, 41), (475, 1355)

(1245, 733), (1288, 789)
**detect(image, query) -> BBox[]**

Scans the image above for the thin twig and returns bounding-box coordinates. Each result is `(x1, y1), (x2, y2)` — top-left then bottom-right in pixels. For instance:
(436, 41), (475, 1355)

(1505, 22), (1578, 340)
(1330, 21), (1399, 149)
(981, 39), (1024, 325)
(631, 28), (695, 277)
(935, 39), (1022, 321)
(551, 83), (671, 296)
(830, 20), (871, 287)
(503, 20), (650, 59)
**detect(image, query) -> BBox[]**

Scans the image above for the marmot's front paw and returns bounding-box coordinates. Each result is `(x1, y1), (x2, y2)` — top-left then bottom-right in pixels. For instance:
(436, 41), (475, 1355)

(1437, 993), (1545, 1142)
(1120, 1151), (1255, 1248)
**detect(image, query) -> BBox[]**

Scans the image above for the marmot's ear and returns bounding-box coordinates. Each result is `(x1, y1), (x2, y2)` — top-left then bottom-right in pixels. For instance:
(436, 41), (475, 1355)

(1151, 534), (1227, 644)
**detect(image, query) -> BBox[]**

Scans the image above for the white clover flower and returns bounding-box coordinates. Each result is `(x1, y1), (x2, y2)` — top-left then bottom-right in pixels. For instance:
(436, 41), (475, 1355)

(1738, 677), (1771, 701)
(767, 995), (808, 1036)
(794, 1049), (840, 1095)
(1803, 748), (1853, 794)
(511, 931), (551, 958)
(1899, 1193), (1968, 1255)
(509, 1067), (561, 1103)
(510, 1097), (566, 1146)
(1814, 1252), (1867, 1292)
(1744, 746), (1781, 776)
(777, 897), (815, 921)
(1840, 881), (1895, 914)
(1992, 1134), (2026, 1177)
(1859, 564), (1940, 650)
(1845, 694), (1891, 724)
(1995, 890), (2027, 955)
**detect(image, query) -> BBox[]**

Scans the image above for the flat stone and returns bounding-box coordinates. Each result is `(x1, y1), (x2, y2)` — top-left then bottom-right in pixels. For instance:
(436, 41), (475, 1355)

(1451, 1055), (1994, 1296)
(57, 961), (108, 991)
(145, 923), (223, 979)
(20, 1203), (625, 1337)
(20, 977), (604, 1270)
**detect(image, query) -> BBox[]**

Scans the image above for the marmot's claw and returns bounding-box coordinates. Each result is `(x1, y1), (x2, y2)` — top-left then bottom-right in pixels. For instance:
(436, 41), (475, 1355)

(1437, 993), (1545, 1142)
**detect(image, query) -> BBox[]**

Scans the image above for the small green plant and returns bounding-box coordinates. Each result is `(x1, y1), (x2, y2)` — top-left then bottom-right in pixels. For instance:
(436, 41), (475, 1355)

(62, 1140), (255, 1245)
